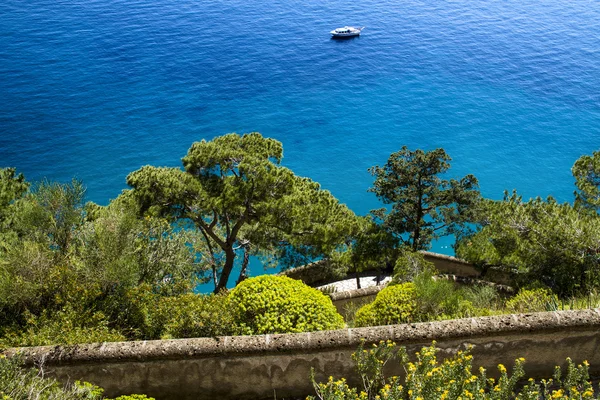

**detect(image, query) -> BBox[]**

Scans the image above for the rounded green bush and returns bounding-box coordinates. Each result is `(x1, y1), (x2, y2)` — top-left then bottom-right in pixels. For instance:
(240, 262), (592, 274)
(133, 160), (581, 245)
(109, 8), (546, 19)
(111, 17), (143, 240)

(505, 288), (558, 313)
(228, 275), (344, 334)
(354, 283), (417, 327)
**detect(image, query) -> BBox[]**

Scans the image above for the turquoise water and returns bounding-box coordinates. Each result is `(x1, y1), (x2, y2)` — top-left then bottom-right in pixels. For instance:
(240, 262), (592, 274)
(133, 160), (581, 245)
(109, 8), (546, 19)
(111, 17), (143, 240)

(2, 0), (600, 258)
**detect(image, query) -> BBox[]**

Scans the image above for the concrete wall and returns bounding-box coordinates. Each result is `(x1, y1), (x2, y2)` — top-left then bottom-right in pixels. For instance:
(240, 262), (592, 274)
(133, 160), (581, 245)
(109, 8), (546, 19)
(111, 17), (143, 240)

(278, 259), (332, 286)
(281, 252), (502, 288)
(421, 251), (481, 277)
(330, 285), (383, 317)
(5, 309), (600, 400)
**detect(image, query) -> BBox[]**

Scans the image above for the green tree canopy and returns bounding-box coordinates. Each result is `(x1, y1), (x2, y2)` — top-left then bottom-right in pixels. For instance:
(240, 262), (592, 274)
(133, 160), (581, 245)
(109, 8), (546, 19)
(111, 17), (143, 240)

(456, 191), (600, 296)
(0, 168), (30, 250)
(573, 150), (600, 213)
(126, 132), (356, 292)
(330, 216), (398, 289)
(369, 146), (480, 251)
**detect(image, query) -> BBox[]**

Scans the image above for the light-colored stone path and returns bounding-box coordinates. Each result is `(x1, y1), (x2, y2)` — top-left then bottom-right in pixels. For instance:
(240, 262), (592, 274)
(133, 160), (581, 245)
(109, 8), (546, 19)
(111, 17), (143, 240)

(316, 274), (391, 293)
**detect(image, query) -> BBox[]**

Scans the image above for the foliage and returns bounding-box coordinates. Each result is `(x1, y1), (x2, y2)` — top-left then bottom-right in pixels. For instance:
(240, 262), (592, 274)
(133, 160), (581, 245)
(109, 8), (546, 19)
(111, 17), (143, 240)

(105, 395), (155, 400)
(392, 251), (436, 283)
(369, 146), (480, 251)
(456, 191), (600, 296)
(461, 284), (502, 311)
(228, 275), (344, 334)
(0, 304), (125, 348)
(412, 274), (477, 320)
(355, 274), (496, 328)
(79, 196), (204, 291)
(0, 168), (29, 246)
(0, 174), (204, 345)
(331, 217), (399, 289)
(160, 292), (239, 338)
(309, 341), (597, 400)
(0, 354), (103, 399)
(126, 133), (356, 292)
(505, 288), (559, 314)
(354, 283), (417, 327)
(573, 150), (600, 213)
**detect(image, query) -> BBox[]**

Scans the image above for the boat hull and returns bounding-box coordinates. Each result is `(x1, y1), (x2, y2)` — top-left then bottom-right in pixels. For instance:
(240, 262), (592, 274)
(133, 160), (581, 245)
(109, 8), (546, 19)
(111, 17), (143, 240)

(330, 32), (360, 38)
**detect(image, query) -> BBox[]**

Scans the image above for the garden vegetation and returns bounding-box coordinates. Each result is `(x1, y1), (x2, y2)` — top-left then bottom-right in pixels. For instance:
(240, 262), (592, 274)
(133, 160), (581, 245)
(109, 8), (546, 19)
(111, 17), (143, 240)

(309, 340), (597, 400)
(3, 133), (600, 396)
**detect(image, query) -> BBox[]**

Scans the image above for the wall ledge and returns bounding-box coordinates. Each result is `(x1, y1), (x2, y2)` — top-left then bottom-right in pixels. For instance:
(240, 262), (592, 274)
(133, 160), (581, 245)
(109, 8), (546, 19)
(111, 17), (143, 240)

(6, 309), (600, 366)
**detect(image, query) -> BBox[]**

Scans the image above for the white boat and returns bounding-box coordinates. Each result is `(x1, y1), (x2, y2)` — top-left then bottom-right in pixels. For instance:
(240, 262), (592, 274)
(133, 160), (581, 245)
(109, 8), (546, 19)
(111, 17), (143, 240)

(330, 26), (364, 38)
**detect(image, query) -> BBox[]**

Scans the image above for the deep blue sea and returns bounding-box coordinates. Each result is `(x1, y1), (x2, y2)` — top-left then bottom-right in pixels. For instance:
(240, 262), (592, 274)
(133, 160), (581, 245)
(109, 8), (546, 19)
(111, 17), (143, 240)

(2, 0), (600, 259)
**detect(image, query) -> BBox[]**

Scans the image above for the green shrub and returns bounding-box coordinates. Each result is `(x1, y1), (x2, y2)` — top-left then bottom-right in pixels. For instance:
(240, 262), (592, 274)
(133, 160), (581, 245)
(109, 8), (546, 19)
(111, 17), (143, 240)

(354, 283), (417, 327)
(106, 395), (155, 400)
(228, 275), (344, 335)
(412, 274), (480, 320)
(462, 284), (502, 311)
(0, 354), (103, 399)
(99, 284), (164, 340)
(392, 251), (436, 283)
(505, 288), (559, 313)
(354, 276), (493, 328)
(309, 341), (597, 400)
(160, 292), (238, 339)
(0, 305), (125, 348)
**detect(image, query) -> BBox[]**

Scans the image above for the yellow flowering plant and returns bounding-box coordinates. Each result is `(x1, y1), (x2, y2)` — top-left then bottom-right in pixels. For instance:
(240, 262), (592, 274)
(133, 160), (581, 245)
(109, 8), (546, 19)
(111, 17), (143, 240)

(308, 341), (597, 400)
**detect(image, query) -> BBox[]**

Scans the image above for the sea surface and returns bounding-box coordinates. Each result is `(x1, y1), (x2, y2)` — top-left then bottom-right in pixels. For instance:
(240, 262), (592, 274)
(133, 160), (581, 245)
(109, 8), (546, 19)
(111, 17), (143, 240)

(2, 0), (600, 260)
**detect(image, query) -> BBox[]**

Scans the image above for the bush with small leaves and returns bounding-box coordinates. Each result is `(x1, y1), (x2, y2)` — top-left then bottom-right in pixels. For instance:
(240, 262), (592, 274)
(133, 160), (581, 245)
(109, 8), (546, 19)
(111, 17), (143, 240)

(228, 275), (344, 335)
(0, 304), (125, 348)
(505, 288), (559, 313)
(160, 292), (239, 338)
(353, 283), (417, 327)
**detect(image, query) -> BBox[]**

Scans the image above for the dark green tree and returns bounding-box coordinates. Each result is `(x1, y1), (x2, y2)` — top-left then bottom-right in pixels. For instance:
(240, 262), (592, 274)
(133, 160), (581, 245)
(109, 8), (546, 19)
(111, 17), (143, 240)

(573, 150), (600, 213)
(456, 191), (600, 296)
(369, 146), (480, 251)
(126, 133), (356, 292)
(0, 168), (30, 250)
(331, 216), (398, 289)
(0, 168), (29, 215)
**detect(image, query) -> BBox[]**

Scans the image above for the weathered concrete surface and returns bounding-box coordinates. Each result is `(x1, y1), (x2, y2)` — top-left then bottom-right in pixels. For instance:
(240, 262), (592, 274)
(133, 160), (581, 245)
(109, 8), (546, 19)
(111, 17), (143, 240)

(5, 309), (600, 400)
(278, 259), (332, 286)
(330, 285), (383, 317)
(421, 251), (481, 277)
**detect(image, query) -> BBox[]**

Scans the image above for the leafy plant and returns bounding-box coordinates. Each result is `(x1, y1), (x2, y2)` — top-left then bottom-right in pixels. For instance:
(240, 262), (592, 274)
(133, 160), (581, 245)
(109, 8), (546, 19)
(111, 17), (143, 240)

(0, 354), (103, 399)
(161, 292), (239, 338)
(505, 288), (559, 313)
(0, 304), (125, 348)
(353, 283), (417, 327)
(462, 284), (502, 311)
(228, 275), (344, 334)
(456, 192), (600, 297)
(309, 341), (597, 400)
(392, 251), (436, 283)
